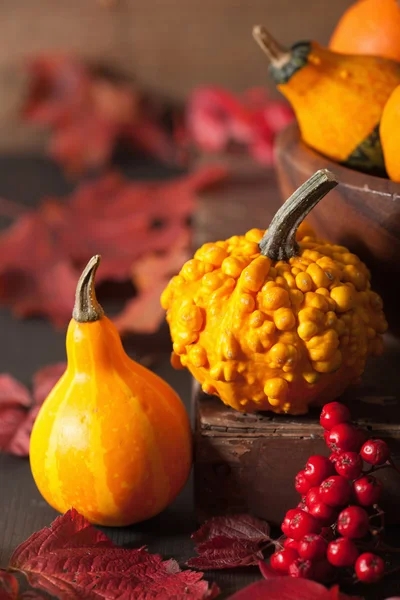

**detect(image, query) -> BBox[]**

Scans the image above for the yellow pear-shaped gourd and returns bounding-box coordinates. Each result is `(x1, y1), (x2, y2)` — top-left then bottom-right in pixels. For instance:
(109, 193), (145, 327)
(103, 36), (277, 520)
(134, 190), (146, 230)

(253, 25), (400, 175)
(30, 256), (192, 526)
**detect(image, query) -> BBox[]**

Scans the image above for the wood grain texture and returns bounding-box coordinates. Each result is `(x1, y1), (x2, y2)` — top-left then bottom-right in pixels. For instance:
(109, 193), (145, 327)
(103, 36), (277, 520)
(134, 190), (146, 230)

(275, 123), (400, 331)
(194, 333), (400, 527)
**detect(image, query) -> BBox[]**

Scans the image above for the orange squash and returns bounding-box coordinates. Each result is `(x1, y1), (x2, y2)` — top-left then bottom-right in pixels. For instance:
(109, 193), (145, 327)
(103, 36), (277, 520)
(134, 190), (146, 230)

(30, 256), (192, 526)
(329, 0), (400, 63)
(252, 25), (400, 175)
(380, 84), (400, 182)
(162, 170), (387, 415)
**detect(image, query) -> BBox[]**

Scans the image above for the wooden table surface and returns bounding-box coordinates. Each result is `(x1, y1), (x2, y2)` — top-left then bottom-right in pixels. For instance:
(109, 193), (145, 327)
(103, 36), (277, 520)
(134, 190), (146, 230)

(1, 155), (400, 599)
(0, 154), (261, 599)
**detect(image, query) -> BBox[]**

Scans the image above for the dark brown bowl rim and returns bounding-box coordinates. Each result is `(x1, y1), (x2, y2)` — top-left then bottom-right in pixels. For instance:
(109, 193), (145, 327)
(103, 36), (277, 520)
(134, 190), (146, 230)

(278, 123), (400, 203)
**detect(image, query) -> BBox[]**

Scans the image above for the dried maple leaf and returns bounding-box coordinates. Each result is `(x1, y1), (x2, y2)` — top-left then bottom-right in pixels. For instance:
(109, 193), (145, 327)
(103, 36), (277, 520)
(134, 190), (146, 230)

(114, 230), (190, 335)
(227, 579), (361, 600)
(9, 509), (219, 600)
(0, 571), (47, 600)
(0, 212), (78, 327)
(0, 570), (18, 600)
(23, 54), (179, 175)
(0, 166), (227, 332)
(187, 515), (273, 570)
(186, 86), (293, 165)
(0, 364), (66, 456)
(0, 376), (31, 454)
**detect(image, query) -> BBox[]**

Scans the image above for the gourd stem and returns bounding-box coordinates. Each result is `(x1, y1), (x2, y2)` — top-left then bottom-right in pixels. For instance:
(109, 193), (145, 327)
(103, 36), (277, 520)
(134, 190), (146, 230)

(259, 169), (338, 261)
(252, 25), (291, 69)
(72, 255), (104, 323)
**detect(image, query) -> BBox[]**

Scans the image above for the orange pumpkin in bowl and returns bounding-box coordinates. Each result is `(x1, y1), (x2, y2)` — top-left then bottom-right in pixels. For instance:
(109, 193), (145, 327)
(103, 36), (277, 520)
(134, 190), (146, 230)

(329, 0), (400, 63)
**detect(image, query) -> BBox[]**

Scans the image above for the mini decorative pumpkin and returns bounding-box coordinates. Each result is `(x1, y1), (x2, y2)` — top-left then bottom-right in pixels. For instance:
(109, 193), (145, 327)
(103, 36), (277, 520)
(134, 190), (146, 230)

(252, 25), (400, 175)
(329, 0), (400, 64)
(30, 256), (192, 526)
(380, 84), (400, 182)
(162, 170), (387, 415)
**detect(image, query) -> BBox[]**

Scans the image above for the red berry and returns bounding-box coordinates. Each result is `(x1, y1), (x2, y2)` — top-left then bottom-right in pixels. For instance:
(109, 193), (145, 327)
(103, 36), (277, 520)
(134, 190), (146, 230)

(355, 552), (385, 583)
(360, 439), (391, 466)
(327, 537), (359, 567)
(320, 402), (351, 430)
(327, 423), (367, 453)
(334, 451), (363, 480)
(288, 557), (313, 579)
(282, 509), (298, 536)
(319, 476), (352, 507)
(298, 534), (327, 560)
(353, 476), (383, 506)
(306, 487), (338, 525)
(304, 455), (335, 486)
(283, 537), (299, 550)
(312, 559), (335, 583)
(305, 487), (320, 507)
(323, 430), (330, 445)
(295, 470), (312, 494)
(309, 500), (338, 526)
(270, 548), (299, 573)
(286, 509), (321, 540)
(337, 506), (370, 539)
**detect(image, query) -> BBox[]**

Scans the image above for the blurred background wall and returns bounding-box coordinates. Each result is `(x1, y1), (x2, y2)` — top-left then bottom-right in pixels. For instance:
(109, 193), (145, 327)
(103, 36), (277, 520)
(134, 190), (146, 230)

(0, 0), (353, 152)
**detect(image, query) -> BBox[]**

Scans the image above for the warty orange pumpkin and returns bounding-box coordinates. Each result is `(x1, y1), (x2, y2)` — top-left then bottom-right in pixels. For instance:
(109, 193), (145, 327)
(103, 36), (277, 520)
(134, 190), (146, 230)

(30, 255), (192, 526)
(162, 170), (387, 415)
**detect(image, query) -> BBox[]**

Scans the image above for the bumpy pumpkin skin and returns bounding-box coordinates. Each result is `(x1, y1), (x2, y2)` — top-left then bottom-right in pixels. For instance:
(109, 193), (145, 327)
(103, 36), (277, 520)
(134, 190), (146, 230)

(162, 226), (387, 415)
(30, 316), (192, 526)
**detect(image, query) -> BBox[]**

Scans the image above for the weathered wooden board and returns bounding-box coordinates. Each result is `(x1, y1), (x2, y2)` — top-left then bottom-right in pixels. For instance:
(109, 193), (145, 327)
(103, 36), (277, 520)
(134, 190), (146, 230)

(193, 334), (400, 526)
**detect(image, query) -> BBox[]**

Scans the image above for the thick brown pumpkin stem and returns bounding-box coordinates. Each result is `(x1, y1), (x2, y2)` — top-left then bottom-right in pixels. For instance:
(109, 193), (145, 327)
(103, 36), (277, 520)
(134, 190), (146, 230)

(252, 25), (291, 69)
(73, 255), (105, 323)
(259, 169), (338, 261)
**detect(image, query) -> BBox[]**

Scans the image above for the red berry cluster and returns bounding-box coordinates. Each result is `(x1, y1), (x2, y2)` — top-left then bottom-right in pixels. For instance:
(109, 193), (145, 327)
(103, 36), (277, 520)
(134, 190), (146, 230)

(270, 401), (392, 584)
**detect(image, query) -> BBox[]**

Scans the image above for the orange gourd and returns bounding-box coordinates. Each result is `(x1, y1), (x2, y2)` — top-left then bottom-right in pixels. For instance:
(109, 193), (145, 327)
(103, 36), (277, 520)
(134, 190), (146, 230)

(252, 25), (400, 175)
(30, 256), (192, 526)
(162, 170), (387, 415)
(380, 85), (400, 182)
(329, 0), (400, 63)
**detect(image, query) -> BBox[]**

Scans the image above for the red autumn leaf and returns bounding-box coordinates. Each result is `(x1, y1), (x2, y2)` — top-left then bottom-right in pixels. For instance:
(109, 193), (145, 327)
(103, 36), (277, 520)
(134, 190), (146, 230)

(23, 54), (179, 175)
(186, 86), (293, 165)
(0, 364), (65, 457)
(0, 166), (226, 332)
(0, 376), (31, 453)
(0, 571), (47, 600)
(187, 515), (273, 570)
(0, 212), (78, 327)
(114, 231), (190, 335)
(0, 571), (18, 600)
(9, 508), (219, 600)
(227, 579), (361, 600)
